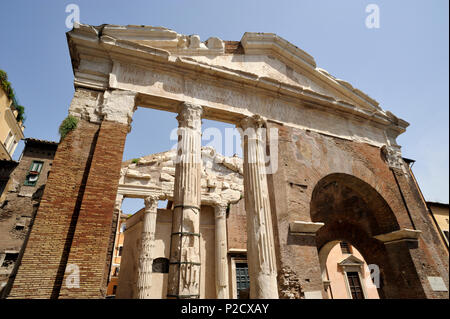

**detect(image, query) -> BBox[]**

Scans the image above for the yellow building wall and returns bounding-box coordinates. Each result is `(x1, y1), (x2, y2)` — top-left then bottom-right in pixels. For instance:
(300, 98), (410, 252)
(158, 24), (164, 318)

(0, 87), (12, 144)
(429, 203), (449, 245)
(0, 86), (24, 160)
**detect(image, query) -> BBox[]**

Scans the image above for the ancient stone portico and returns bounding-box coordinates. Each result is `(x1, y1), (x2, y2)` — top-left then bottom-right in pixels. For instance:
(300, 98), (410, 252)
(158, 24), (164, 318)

(6, 23), (449, 299)
(115, 147), (243, 298)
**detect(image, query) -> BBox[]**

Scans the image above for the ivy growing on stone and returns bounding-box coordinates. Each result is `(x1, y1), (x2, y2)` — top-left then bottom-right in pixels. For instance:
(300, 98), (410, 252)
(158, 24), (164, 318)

(59, 115), (79, 140)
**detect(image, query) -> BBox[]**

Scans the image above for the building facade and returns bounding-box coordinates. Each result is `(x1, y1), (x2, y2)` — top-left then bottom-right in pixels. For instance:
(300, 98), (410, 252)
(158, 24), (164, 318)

(0, 81), (25, 160)
(0, 138), (57, 296)
(427, 202), (449, 247)
(5, 24), (449, 299)
(106, 213), (128, 297)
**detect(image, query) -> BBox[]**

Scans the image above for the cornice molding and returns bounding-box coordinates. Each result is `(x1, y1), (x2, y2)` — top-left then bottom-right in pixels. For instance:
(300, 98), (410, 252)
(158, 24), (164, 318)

(374, 228), (422, 244)
(66, 24), (409, 137)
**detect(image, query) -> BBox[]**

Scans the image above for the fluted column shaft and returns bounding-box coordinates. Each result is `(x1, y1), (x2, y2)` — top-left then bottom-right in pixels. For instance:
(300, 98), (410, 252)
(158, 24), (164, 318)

(214, 205), (229, 298)
(167, 102), (203, 299)
(137, 196), (158, 299)
(239, 115), (279, 299)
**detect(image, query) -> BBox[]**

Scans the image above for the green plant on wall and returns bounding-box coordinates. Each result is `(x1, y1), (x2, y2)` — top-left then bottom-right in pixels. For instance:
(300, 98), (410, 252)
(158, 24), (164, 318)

(0, 69), (26, 123)
(59, 115), (79, 140)
(131, 158), (140, 164)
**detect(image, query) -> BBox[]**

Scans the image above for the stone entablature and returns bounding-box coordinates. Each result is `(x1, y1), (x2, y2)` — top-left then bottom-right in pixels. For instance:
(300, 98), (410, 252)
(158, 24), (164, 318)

(67, 23), (408, 156)
(118, 146), (243, 207)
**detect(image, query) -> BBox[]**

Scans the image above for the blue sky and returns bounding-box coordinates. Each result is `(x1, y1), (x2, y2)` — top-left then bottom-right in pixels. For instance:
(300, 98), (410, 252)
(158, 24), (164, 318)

(1, 0), (448, 214)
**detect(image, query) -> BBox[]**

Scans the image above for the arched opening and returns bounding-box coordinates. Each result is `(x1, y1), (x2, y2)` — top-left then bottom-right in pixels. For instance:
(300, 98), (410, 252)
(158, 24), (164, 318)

(311, 173), (426, 299)
(319, 240), (380, 299)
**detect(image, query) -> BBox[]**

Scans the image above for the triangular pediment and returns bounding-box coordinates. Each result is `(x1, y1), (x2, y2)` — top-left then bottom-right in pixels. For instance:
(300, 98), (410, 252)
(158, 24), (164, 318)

(338, 255), (365, 267)
(95, 25), (382, 112)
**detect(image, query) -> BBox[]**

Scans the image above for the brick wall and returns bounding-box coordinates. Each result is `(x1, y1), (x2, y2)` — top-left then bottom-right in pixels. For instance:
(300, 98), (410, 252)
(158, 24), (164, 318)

(267, 122), (449, 299)
(58, 120), (129, 299)
(8, 119), (101, 298)
(226, 199), (247, 251)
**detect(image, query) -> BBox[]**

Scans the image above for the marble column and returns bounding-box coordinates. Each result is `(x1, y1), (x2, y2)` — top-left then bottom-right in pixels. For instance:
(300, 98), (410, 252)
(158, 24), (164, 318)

(137, 196), (158, 299)
(167, 102), (203, 299)
(214, 205), (230, 299)
(239, 115), (279, 299)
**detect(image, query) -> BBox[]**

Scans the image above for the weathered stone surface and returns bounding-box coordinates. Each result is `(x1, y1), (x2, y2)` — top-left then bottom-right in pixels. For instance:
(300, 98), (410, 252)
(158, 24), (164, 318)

(137, 196), (158, 299)
(239, 115), (278, 299)
(278, 266), (303, 299)
(167, 103), (203, 299)
(118, 147), (243, 207)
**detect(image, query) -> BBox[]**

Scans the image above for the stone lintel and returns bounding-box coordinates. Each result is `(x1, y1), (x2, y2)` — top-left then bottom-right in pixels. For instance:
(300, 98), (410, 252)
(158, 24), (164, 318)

(228, 248), (247, 254)
(289, 221), (325, 235)
(67, 24), (410, 140)
(374, 228), (422, 244)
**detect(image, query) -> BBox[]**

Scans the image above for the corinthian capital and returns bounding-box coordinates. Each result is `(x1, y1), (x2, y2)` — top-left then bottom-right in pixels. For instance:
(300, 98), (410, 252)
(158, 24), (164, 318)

(144, 195), (159, 212)
(239, 114), (265, 131)
(176, 102), (203, 129)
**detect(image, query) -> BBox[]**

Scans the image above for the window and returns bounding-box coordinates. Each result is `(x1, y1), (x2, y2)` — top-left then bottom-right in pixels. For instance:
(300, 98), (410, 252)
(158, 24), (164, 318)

(7, 139), (17, 154)
(118, 246), (123, 256)
(120, 223), (126, 233)
(236, 263), (250, 299)
(24, 161), (44, 186)
(152, 258), (169, 273)
(113, 266), (120, 277)
(15, 216), (28, 230)
(346, 272), (364, 299)
(340, 242), (352, 254)
(4, 132), (16, 154)
(112, 285), (117, 295)
(4, 132), (13, 148)
(443, 230), (449, 241)
(1, 252), (19, 270)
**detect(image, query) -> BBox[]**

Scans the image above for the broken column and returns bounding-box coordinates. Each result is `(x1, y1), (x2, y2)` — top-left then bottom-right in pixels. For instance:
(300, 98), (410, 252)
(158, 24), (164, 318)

(167, 102), (203, 299)
(239, 115), (279, 299)
(137, 195), (159, 299)
(214, 204), (229, 298)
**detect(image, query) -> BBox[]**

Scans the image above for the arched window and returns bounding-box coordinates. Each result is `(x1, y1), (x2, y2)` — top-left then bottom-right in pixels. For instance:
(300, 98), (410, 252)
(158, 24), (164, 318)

(152, 258), (169, 273)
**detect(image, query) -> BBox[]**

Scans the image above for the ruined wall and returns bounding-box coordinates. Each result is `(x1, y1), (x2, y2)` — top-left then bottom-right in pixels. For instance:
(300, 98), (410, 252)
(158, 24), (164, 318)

(267, 122), (449, 299)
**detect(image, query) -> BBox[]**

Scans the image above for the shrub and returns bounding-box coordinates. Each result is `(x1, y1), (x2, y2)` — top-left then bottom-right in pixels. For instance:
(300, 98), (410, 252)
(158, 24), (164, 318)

(59, 115), (79, 140)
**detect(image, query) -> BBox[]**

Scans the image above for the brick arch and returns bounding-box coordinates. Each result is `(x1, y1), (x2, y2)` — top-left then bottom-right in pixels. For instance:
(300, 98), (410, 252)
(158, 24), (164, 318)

(311, 173), (400, 236)
(311, 173), (426, 299)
